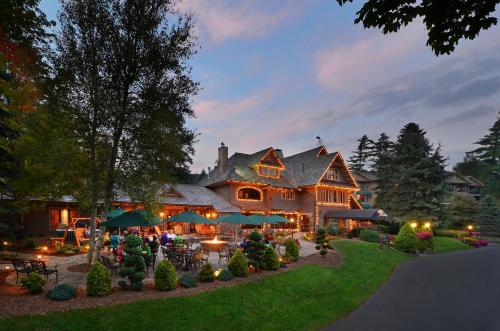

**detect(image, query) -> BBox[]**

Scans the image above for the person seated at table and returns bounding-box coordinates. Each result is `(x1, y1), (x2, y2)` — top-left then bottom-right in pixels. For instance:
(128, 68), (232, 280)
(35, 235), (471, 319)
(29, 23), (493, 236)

(142, 237), (152, 256)
(167, 230), (176, 241)
(173, 234), (184, 247)
(160, 232), (169, 246)
(150, 235), (159, 254)
(240, 238), (248, 250)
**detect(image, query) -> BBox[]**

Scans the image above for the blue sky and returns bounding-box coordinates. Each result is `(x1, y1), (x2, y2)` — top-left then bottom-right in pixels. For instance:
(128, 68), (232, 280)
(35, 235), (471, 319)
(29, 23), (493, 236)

(40, 1), (500, 172)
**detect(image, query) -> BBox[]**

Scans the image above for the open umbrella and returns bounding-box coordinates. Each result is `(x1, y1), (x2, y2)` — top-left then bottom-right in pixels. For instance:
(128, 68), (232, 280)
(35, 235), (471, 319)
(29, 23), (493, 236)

(106, 208), (126, 219)
(267, 215), (290, 224)
(248, 214), (269, 225)
(103, 210), (161, 228)
(166, 211), (213, 224)
(216, 213), (259, 225)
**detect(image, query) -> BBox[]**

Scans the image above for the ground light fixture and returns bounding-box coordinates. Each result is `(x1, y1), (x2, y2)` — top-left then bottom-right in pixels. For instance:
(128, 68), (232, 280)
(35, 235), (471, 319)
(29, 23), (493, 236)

(410, 222), (418, 229)
(424, 222), (431, 229)
(467, 225), (474, 231)
(37, 255), (42, 260)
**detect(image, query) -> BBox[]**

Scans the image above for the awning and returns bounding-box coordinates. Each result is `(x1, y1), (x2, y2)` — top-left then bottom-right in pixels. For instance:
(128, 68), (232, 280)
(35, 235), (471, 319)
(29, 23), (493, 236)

(323, 209), (390, 221)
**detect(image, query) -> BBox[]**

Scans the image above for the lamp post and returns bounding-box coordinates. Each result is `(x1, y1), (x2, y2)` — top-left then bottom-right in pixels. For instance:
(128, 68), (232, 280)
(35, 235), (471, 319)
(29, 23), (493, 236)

(290, 218), (295, 238)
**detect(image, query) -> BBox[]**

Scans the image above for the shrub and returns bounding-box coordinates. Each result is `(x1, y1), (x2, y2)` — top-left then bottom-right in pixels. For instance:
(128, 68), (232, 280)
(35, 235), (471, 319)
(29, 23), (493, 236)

(47, 284), (76, 301)
(228, 249), (249, 277)
(178, 274), (197, 288)
(262, 246), (280, 270)
(119, 235), (146, 291)
(320, 248), (328, 256)
(217, 269), (234, 281)
(359, 229), (380, 243)
(315, 227), (327, 244)
(245, 240), (266, 269)
(285, 239), (299, 262)
(394, 222), (418, 254)
(198, 263), (215, 282)
(155, 260), (177, 291)
(347, 228), (359, 238)
(327, 223), (340, 236)
(378, 224), (389, 234)
(248, 230), (263, 242)
(20, 272), (46, 294)
(23, 238), (37, 250)
(434, 229), (468, 238)
(86, 262), (112, 297)
(118, 280), (128, 290)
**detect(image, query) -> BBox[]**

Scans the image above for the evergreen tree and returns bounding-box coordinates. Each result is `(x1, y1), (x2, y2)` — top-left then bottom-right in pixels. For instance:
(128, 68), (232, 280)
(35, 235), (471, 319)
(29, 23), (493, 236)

(455, 113), (500, 198)
(348, 135), (373, 171)
(448, 192), (480, 228)
(376, 123), (447, 222)
(477, 195), (500, 237)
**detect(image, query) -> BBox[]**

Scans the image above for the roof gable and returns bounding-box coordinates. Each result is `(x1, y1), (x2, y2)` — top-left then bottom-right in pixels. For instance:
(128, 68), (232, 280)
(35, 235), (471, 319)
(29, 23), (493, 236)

(317, 152), (358, 188)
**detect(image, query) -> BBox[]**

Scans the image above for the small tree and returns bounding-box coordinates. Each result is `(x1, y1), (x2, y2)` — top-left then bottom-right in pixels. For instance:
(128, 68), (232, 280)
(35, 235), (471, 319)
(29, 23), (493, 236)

(477, 195), (500, 237)
(394, 222), (418, 254)
(228, 249), (249, 277)
(245, 230), (266, 269)
(120, 235), (146, 291)
(86, 262), (111, 297)
(263, 246), (280, 270)
(315, 227), (327, 245)
(155, 260), (176, 291)
(285, 239), (299, 262)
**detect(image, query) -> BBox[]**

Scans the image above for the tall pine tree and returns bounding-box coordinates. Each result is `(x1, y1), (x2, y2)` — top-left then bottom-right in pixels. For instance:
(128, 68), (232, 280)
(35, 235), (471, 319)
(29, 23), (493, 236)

(376, 123), (447, 222)
(371, 133), (395, 209)
(477, 195), (500, 237)
(348, 135), (373, 171)
(455, 113), (500, 199)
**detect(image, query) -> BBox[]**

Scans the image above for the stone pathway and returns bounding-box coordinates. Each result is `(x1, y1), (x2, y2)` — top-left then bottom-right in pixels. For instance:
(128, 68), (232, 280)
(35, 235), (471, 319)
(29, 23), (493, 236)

(6, 234), (317, 289)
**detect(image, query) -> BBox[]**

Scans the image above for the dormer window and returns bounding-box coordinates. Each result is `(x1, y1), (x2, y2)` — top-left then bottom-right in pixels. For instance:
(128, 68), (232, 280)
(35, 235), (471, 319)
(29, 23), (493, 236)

(237, 187), (263, 201)
(326, 168), (340, 181)
(259, 165), (279, 178)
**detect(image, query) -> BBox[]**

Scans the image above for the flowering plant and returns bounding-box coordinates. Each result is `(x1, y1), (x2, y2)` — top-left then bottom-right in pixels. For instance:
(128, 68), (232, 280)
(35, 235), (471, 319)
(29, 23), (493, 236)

(416, 232), (432, 240)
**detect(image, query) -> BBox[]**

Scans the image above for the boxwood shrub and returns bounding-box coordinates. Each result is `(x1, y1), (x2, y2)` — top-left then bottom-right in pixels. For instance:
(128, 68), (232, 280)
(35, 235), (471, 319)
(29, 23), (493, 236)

(155, 260), (177, 291)
(359, 229), (380, 243)
(86, 262), (112, 297)
(20, 272), (46, 294)
(228, 249), (249, 277)
(285, 239), (299, 262)
(394, 222), (418, 254)
(198, 263), (215, 282)
(263, 246), (280, 270)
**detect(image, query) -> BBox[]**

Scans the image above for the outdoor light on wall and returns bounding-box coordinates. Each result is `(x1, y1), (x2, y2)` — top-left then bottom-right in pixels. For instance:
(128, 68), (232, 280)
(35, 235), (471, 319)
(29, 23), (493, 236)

(2, 241), (8, 246)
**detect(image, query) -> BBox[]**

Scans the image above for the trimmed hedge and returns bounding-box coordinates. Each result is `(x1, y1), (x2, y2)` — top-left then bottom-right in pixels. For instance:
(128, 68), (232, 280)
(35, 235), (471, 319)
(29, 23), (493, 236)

(86, 262), (112, 297)
(228, 249), (249, 277)
(155, 260), (177, 291)
(20, 272), (46, 294)
(394, 222), (418, 254)
(198, 263), (215, 282)
(359, 229), (380, 243)
(47, 284), (76, 301)
(263, 246), (280, 270)
(285, 239), (299, 262)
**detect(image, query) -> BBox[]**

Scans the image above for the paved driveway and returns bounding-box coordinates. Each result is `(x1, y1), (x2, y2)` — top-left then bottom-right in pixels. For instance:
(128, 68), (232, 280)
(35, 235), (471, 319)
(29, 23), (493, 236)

(327, 245), (500, 331)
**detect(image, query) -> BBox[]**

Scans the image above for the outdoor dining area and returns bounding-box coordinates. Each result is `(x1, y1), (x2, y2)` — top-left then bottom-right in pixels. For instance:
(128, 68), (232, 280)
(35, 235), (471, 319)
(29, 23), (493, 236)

(99, 209), (299, 275)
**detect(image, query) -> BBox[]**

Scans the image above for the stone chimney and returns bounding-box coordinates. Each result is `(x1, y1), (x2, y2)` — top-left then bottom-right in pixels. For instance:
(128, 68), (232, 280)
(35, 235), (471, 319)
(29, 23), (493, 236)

(274, 148), (283, 159)
(217, 142), (228, 171)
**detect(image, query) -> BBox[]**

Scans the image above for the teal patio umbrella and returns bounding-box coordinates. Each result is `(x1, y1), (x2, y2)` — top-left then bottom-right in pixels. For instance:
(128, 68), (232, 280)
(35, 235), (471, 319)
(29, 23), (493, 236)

(267, 215), (290, 224)
(103, 210), (161, 228)
(248, 214), (269, 225)
(216, 213), (259, 225)
(166, 211), (214, 224)
(106, 208), (126, 219)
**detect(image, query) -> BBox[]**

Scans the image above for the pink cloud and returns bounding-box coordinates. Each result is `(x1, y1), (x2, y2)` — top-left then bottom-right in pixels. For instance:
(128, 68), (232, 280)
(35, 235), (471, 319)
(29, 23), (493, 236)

(314, 22), (427, 91)
(178, 0), (298, 43)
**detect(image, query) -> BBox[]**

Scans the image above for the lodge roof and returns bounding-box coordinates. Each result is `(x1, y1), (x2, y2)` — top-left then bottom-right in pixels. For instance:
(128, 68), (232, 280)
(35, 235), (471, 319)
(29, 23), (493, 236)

(197, 145), (357, 189)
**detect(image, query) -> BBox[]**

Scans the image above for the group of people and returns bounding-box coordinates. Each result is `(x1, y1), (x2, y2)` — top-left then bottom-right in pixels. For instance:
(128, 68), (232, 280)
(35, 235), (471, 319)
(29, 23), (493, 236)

(160, 230), (185, 247)
(107, 230), (160, 263)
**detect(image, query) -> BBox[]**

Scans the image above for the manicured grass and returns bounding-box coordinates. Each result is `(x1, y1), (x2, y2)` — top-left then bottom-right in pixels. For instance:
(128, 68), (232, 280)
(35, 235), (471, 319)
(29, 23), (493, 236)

(433, 236), (472, 254)
(0, 240), (412, 331)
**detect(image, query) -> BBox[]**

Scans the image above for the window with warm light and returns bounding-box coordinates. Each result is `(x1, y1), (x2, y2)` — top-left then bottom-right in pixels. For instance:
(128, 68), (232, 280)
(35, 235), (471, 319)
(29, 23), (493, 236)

(318, 189), (347, 203)
(237, 187), (262, 201)
(281, 190), (296, 200)
(326, 168), (340, 181)
(49, 207), (78, 229)
(259, 165), (279, 178)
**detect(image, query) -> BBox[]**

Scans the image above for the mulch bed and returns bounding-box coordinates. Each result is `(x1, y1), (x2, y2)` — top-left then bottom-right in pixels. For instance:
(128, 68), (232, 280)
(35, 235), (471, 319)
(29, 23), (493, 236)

(0, 251), (341, 318)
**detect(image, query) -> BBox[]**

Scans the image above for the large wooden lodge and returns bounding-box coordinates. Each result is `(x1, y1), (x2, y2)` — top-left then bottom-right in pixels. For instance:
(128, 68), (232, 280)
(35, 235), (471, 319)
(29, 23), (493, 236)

(11, 143), (386, 236)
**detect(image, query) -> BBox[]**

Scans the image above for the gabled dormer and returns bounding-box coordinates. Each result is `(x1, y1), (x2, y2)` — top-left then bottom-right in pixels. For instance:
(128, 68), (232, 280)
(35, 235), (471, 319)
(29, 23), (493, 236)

(318, 152), (358, 189)
(255, 148), (285, 179)
(161, 187), (184, 198)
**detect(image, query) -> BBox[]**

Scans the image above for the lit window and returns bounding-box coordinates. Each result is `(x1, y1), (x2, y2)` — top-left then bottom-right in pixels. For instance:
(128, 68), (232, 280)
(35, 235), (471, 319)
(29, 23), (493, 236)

(281, 190), (295, 200)
(326, 168), (340, 181)
(318, 190), (346, 203)
(237, 187), (262, 201)
(259, 165), (279, 178)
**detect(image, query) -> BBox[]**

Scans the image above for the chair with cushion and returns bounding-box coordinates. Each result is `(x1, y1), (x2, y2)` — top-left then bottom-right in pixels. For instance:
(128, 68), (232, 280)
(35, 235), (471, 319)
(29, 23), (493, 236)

(29, 260), (58, 283)
(10, 259), (33, 284)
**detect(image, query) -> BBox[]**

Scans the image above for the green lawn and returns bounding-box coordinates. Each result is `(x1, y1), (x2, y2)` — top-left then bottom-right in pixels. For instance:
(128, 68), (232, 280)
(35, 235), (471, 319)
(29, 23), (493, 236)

(433, 236), (472, 254)
(0, 240), (412, 331)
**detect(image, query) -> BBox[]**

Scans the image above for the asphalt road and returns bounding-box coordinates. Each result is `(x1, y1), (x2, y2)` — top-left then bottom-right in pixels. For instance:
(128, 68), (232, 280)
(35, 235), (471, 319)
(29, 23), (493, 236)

(327, 245), (500, 331)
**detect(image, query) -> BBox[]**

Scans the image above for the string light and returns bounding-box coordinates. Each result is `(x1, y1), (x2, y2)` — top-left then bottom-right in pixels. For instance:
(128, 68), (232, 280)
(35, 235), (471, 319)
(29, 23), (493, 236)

(236, 186), (264, 202)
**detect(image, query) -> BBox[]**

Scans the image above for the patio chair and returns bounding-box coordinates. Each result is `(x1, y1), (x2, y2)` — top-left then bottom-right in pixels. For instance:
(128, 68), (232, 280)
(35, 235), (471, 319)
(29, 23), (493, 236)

(10, 259), (33, 284)
(217, 248), (232, 265)
(29, 260), (58, 283)
(100, 255), (119, 276)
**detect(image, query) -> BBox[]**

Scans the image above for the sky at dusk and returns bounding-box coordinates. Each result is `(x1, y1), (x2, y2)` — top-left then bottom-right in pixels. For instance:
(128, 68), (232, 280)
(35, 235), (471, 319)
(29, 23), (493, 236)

(39, 1), (500, 173)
